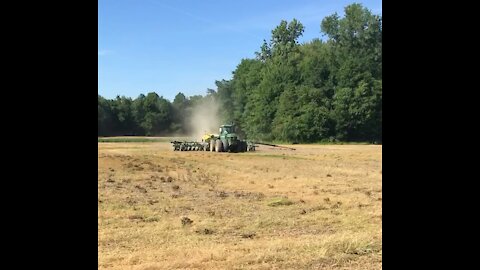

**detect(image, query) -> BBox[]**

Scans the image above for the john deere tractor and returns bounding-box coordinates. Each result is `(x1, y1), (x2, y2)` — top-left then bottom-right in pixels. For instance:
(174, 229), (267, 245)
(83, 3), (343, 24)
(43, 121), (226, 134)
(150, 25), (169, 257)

(208, 124), (248, 152)
(171, 124), (255, 152)
(170, 124), (296, 152)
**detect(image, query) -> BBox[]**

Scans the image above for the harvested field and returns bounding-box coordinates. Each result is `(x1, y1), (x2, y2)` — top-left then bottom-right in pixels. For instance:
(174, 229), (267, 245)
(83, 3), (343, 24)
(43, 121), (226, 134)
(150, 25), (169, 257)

(98, 141), (382, 269)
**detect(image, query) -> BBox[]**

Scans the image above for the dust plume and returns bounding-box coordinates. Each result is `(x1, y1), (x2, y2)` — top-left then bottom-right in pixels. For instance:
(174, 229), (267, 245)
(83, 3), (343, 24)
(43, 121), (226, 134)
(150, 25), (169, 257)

(187, 97), (221, 140)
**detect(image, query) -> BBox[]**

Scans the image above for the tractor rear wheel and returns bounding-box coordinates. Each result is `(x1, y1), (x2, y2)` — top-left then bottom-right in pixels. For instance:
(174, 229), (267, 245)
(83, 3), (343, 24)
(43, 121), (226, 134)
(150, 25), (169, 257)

(237, 142), (244, 152)
(224, 140), (229, 152)
(210, 140), (215, 152)
(215, 139), (223, 152)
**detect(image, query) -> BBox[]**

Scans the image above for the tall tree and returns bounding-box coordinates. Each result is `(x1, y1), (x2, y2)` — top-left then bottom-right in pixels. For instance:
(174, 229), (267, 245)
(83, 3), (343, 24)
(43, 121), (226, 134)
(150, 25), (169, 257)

(215, 80), (234, 124)
(113, 96), (136, 135)
(231, 59), (264, 132)
(171, 92), (190, 133)
(141, 92), (173, 136)
(321, 3), (382, 141)
(244, 19), (305, 140)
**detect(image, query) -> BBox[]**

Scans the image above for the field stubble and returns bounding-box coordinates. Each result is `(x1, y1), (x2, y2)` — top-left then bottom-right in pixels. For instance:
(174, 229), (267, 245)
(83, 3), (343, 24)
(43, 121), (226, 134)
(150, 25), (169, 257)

(98, 141), (382, 269)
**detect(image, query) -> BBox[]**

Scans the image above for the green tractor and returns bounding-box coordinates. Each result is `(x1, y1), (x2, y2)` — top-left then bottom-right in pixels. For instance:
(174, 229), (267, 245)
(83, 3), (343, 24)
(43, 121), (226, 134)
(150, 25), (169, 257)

(208, 124), (251, 152)
(171, 124), (295, 152)
(172, 124), (295, 152)
(171, 124), (254, 152)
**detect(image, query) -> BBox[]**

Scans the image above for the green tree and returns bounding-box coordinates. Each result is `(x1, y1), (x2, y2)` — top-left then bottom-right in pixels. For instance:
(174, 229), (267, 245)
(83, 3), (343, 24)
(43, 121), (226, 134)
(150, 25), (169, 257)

(270, 19), (305, 58)
(215, 79), (234, 123)
(140, 92), (173, 136)
(332, 78), (382, 141)
(272, 85), (333, 142)
(321, 3), (382, 87)
(171, 92), (190, 134)
(132, 94), (147, 135)
(321, 3), (382, 141)
(255, 39), (271, 62)
(231, 59), (264, 132)
(113, 96), (136, 135)
(243, 19), (305, 141)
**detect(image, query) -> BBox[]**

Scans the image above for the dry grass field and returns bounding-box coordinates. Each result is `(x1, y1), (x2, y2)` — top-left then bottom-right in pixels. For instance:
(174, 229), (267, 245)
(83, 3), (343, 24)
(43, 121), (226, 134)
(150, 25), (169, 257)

(98, 141), (382, 269)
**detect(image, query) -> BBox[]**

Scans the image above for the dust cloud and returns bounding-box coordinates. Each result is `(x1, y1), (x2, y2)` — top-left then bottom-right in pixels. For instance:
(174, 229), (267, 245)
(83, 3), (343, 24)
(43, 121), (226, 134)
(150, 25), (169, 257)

(187, 97), (221, 140)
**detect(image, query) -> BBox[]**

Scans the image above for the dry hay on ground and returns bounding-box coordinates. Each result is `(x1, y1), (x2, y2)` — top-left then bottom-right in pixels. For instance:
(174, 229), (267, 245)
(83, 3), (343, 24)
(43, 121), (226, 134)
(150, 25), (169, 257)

(98, 141), (382, 269)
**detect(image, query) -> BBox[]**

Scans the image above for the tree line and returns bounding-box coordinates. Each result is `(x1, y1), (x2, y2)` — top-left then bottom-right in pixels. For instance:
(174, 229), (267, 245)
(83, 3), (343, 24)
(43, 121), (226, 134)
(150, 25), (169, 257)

(98, 3), (382, 143)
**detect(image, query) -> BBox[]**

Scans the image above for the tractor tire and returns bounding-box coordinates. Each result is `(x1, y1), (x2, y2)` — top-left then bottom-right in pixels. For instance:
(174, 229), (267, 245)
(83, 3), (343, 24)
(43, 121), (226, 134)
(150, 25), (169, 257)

(215, 139), (223, 152)
(210, 140), (215, 152)
(223, 140), (229, 152)
(237, 142), (244, 152)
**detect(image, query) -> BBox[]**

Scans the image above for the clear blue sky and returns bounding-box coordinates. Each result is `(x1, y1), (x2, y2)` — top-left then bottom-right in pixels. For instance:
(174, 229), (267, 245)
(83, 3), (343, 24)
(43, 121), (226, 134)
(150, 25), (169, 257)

(98, 0), (382, 102)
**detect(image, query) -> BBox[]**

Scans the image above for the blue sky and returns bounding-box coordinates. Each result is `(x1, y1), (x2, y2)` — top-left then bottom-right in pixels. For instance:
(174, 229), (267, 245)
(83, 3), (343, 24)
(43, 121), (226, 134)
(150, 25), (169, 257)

(98, 0), (382, 101)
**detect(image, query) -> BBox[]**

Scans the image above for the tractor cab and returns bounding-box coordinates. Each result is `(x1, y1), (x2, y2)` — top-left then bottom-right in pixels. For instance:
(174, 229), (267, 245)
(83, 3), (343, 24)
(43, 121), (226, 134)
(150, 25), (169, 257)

(219, 124), (235, 134)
